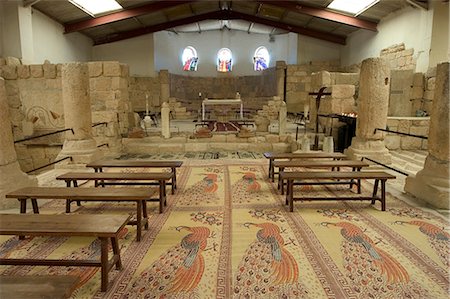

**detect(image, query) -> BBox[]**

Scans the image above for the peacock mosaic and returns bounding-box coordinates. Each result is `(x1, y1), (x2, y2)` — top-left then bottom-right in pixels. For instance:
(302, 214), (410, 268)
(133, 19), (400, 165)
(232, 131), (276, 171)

(0, 160), (448, 298)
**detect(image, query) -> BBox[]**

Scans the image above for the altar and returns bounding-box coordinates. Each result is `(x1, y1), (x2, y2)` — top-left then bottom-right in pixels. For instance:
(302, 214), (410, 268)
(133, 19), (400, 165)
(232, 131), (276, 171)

(202, 98), (243, 120)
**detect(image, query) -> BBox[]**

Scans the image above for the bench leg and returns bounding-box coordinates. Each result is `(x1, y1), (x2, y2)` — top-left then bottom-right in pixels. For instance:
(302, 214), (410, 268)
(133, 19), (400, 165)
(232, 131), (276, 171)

(371, 179), (379, 204)
(19, 199), (26, 214)
(159, 182), (165, 213)
(110, 237), (122, 270)
(268, 159), (273, 179)
(163, 181), (167, 206)
(381, 180), (386, 211)
(172, 168), (177, 194)
(100, 237), (109, 292)
(66, 200), (72, 213)
(143, 200), (149, 230)
(271, 160), (275, 182)
(136, 201), (142, 242)
(73, 181), (81, 206)
(357, 179), (361, 194)
(31, 198), (39, 214)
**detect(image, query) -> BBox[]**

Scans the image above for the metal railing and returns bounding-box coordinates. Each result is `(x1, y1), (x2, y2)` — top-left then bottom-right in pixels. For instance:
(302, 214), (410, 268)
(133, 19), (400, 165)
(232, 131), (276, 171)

(26, 156), (72, 174)
(374, 128), (428, 140)
(361, 157), (409, 176)
(92, 122), (108, 128)
(14, 128), (74, 144)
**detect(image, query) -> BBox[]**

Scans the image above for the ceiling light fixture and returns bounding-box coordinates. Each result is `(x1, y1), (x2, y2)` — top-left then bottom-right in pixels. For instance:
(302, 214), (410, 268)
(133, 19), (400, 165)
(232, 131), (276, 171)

(69, 0), (122, 17)
(327, 0), (380, 16)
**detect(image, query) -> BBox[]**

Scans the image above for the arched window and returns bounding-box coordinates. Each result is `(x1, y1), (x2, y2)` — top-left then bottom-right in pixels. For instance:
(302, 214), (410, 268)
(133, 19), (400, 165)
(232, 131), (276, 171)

(253, 46), (270, 71)
(182, 46), (198, 71)
(217, 48), (232, 72)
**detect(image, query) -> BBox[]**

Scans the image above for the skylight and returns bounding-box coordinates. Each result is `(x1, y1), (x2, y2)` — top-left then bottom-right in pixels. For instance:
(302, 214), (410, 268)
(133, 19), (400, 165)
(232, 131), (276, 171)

(327, 0), (379, 16)
(69, 0), (122, 16)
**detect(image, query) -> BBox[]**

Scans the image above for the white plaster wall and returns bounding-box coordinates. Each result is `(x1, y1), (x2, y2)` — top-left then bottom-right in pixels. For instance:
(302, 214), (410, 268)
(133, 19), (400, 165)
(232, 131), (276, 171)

(429, 1), (449, 67)
(154, 30), (298, 76)
(1, 2), (22, 59)
(297, 35), (342, 64)
(342, 6), (433, 72)
(0, 3), (3, 57)
(32, 9), (92, 64)
(92, 34), (155, 77)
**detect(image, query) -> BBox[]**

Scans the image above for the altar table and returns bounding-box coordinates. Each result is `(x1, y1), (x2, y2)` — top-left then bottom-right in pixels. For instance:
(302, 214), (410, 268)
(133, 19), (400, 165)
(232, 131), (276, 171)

(202, 98), (243, 120)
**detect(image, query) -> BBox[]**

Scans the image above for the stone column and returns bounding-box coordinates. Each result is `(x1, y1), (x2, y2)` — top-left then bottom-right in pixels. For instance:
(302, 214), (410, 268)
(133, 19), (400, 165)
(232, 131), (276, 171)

(160, 70), (170, 105)
(405, 62), (449, 209)
(56, 63), (101, 166)
(278, 101), (287, 135)
(275, 61), (286, 101)
(161, 102), (171, 139)
(0, 77), (37, 210)
(345, 58), (391, 163)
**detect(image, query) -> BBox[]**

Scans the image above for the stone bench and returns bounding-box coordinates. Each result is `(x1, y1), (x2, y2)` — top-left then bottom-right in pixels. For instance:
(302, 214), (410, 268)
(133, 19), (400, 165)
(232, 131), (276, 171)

(0, 213), (130, 292)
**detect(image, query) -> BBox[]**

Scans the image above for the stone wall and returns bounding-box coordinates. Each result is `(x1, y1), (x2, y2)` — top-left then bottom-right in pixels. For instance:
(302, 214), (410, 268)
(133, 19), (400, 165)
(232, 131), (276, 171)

(384, 117), (429, 150)
(285, 60), (342, 113)
(129, 76), (161, 112)
(88, 61), (133, 152)
(0, 58), (133, 172)
(380, 43), (416, 70)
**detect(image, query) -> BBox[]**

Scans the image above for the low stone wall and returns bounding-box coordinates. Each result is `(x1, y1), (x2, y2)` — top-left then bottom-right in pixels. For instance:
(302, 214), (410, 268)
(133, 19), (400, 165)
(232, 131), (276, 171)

(384, 117), (429, 150)
(122, 133), (294, 154)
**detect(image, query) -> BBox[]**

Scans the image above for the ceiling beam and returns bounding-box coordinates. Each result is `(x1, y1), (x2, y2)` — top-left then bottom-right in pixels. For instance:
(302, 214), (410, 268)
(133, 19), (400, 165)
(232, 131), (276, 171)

(64, 0), (198, 33)
(23, 0), (41, 7)
(93, 10), (346, 45)
(256, 0), (378, 31)
(227, 10), (346, 44)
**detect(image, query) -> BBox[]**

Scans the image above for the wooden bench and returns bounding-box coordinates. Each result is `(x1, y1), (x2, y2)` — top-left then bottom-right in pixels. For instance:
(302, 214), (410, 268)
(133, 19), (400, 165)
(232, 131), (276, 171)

(5, 187), (156, 241)
(86, 160), (183, 194)
(274, 160), (370, 194)
(263, 152), (347, 181)
(0, 213), (130, 292)
(56, 172), (173, 213)
(0, 275), (79, 299)
(280, 171), (396, 212)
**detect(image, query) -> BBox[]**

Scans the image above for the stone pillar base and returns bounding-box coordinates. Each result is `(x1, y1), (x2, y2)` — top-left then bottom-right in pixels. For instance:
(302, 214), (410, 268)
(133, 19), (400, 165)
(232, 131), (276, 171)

(0, 162), (37, 210)
(345, 138), (391, 163)
(56, 139), (103, 167)
(405, 156), (450, 209)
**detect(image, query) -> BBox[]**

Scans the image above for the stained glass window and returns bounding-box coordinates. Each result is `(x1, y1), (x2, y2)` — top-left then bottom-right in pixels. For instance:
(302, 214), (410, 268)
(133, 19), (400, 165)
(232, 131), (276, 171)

(253, 46), (270, 71)
(182, 46), (198, 71)
(217, 48), (232, 72)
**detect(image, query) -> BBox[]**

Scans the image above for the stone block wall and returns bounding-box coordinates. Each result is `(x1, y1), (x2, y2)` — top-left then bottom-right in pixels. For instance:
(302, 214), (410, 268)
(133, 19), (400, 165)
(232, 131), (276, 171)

(380, 43), (416, 70)
(129, 76), (161, 112)
(384, 117), (429, 150)
(89, 61), (133, 152)
(0, 59), (64, 173)
(0, 58), (133, 172)
(169, 68), (277, 113)
(285, 60), (341, 113)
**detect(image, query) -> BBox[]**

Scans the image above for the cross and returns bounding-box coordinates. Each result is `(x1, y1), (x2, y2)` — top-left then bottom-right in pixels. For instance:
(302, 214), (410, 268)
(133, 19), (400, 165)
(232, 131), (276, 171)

(308, 87), (331, 150)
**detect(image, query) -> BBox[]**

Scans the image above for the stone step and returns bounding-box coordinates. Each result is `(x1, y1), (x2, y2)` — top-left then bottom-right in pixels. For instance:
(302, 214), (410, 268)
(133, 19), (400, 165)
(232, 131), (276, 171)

(390, 150), (426, 167)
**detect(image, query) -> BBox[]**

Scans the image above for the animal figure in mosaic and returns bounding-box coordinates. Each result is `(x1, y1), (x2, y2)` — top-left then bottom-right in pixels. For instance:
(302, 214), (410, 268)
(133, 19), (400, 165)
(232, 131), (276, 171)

(322, 221), (429, 298)
(231, 172), (271, 204)
(234, 222), (309, 298)
(179, 173), (219, 205)
(395, 220), (450, 267)
(124, 226), (210, 298)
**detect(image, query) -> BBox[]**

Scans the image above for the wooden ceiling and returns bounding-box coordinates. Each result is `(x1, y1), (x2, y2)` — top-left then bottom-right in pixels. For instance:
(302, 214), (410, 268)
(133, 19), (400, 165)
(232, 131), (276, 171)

(25, 0), (429, 45)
